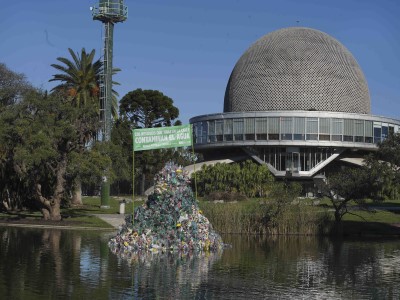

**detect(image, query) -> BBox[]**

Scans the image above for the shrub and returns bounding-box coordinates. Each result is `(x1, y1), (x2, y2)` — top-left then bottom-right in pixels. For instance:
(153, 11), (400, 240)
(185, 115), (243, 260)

(200, 199), (332, 236)
(193, 160), (274, 198)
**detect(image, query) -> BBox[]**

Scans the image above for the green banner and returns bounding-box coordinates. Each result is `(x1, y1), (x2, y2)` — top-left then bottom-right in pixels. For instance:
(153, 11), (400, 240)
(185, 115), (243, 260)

(133, 125), (192, 151)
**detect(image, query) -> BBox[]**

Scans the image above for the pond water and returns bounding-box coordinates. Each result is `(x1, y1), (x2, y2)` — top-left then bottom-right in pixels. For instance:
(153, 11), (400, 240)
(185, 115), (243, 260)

(0, 226), (399, 299)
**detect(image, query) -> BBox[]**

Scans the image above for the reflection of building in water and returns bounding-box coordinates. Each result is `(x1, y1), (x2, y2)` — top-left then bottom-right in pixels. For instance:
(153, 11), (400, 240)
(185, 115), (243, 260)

(293, 243), (400, 299)
(378, 250), (400, 275)
(296, 257), (325, 288)
(189, 27), (400, 193)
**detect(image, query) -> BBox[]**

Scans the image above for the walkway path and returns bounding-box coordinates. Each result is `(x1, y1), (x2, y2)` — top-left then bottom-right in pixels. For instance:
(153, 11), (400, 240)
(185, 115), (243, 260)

(93, 214), (125, 229)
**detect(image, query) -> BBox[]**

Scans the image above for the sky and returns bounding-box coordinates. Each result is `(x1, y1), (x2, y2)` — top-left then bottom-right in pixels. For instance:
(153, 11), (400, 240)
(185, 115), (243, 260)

(1, 0), (399, 124)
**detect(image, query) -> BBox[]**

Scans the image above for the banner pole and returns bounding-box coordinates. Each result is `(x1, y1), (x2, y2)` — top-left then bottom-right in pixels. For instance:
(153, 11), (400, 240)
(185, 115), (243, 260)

(132, 138), (135, 225)
(191, 125), (198, 200)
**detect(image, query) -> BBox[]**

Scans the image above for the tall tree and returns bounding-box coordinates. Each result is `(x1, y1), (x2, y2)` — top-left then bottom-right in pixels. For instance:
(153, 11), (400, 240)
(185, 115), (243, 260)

(0, 64), (32, 210)
(0, 90), (111, 220)
(49, 48), (120, 117)
(118, 89), (181, 194)
(110, 118), (133, 195)
(0, 63), (31, 108)
(119, 89), (180, 128)
(367, 132), (400, 199)
(49, 48), (119, 205)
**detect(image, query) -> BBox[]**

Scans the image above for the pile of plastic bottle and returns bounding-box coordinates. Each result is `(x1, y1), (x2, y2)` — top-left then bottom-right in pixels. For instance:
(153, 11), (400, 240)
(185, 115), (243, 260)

(108, 162), (224, 259)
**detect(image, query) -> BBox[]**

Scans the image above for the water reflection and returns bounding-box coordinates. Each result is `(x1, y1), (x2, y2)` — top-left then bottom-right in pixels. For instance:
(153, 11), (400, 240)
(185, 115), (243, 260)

(211, 235), (400, 299)
(0, 227), (86, 299)
(129, 252), (222, 299)
(0, 227), (399, 299)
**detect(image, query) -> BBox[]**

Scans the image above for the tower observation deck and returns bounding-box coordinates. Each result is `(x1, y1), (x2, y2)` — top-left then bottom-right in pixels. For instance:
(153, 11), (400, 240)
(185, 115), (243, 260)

(92, 0), (128, 142)
(92, 0), (128, 23)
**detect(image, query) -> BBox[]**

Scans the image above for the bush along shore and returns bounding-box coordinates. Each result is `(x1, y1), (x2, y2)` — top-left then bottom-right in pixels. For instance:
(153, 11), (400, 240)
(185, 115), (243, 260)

(1, 196), (399, 236)
(199, 198), (400, 237)
(199, 199), (332, 236)
(1, 192), (399, 236)
(193, 161), (400, 237)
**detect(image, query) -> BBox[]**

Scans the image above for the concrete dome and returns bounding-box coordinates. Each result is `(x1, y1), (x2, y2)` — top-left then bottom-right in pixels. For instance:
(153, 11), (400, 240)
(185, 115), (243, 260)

(223, 27), (371, 114)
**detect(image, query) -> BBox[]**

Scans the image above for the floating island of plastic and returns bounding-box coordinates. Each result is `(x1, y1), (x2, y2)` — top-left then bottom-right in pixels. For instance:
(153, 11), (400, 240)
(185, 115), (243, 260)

(109, 162), (224, 259)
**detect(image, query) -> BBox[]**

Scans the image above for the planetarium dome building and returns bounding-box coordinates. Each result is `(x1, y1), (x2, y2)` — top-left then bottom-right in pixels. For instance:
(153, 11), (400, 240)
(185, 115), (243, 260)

(190, 27), (400, 181)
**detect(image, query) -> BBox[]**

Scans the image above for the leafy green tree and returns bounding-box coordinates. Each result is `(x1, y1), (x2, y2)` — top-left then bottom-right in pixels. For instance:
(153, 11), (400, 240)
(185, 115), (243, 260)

(315, 133), (400, 225)
(371, 132), (400, 198)
(0, 65), (33, 210)
(195, 161), (274, 198)
(265, 181), (302, 231)
(109, 119), (133, 195)
(0, 90), (111, 220)
(49, 48), (120, 204)
(118, 89), (183, 195)
(49, 48), (120, 116)
(317, 166), (383, 223)
(0, 63), (32, 108)
(119, 89), (180, 128)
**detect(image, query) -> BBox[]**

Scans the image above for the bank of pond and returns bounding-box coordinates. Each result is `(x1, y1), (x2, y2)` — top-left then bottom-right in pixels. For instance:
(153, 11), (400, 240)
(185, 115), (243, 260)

(1, 196), (399, 237)
(199, 198), (400, 237)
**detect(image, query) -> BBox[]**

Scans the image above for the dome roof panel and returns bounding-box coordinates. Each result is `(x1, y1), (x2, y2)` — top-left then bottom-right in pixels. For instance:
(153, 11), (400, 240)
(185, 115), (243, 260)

(223, 27), (371, 114)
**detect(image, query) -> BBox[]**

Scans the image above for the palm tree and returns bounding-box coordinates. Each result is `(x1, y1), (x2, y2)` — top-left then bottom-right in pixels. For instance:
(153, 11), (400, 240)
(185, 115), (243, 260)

(49, 48), (119, 118)
(49, 48), (120, 205)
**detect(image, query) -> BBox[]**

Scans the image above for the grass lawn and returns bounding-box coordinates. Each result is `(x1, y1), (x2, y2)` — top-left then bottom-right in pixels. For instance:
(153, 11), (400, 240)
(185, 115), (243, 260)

(311, 197), (400, 236)
(342, 209), (400, 223)
(1, 195), (398, 234)
(0, 196), (144, 229)
(0, 210), (114, 228)
(65, 196), (144, 217)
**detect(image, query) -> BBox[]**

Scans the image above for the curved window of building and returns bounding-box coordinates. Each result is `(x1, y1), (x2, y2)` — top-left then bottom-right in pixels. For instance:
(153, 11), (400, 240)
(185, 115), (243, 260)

(192, 116), (399, 147)
(382, 123), (389, 140)
(306, 118), (318, 140)
(374, 122), (382, 143)
(208, 120), (215, 143)
(233, 118), (244, 141)
(365, 121), (373, 143)
(343, 119), (354, 142)
(354, 120), (364, 142)
(196, 121), (208, 144)
(193, 123), (199, 143)
(216, 120), (224, 142)
(294, 117), (305, 140)
(223, 119), (232, 141)
(244, 118), (255, 140)
(256, 118), (268, 140)
(332, 118), (343, 141)
(319, 118), (330, 141)
(281, 117), (293, 140)
(268, 117), (280, 140)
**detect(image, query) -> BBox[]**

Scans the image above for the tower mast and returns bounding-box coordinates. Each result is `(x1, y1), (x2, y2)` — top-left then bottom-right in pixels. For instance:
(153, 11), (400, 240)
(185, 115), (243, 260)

(92, 0), (127, 207)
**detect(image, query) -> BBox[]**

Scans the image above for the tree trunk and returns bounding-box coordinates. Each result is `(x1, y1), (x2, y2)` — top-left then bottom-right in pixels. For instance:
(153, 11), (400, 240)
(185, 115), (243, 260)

(334, 209), (342, 223)
(333, 208), (344, 236)
(71, 178), (83, 205)
(35, 154), (67, 221)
